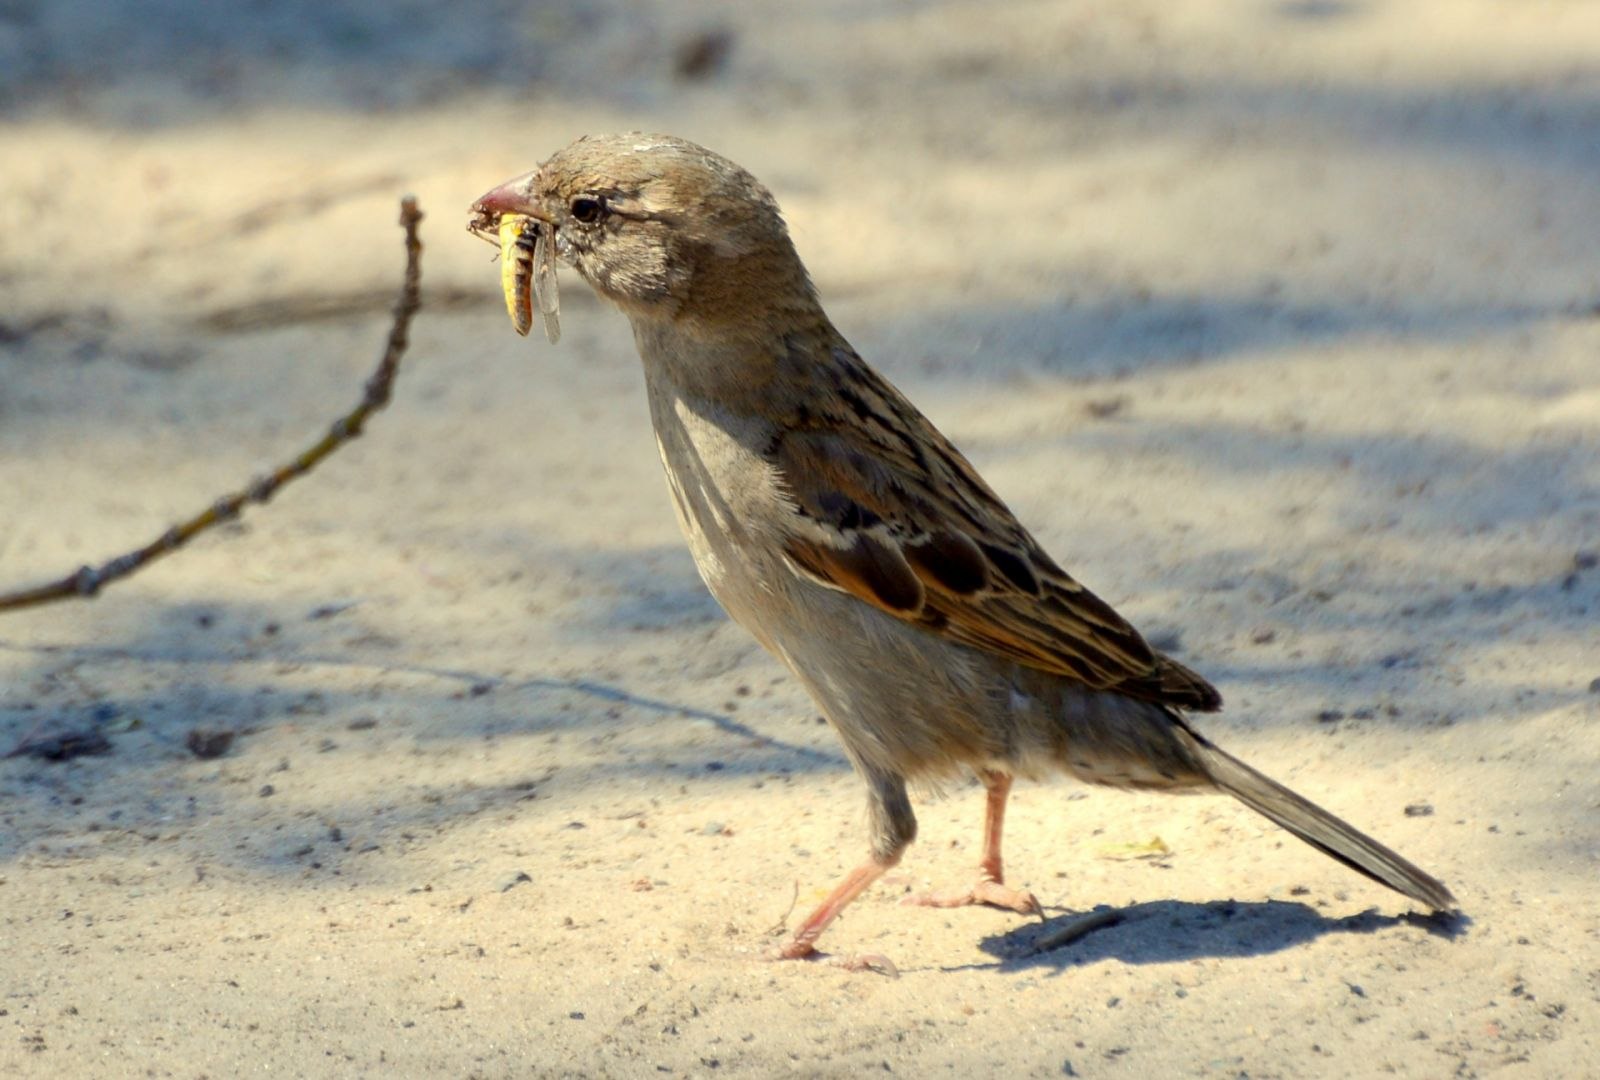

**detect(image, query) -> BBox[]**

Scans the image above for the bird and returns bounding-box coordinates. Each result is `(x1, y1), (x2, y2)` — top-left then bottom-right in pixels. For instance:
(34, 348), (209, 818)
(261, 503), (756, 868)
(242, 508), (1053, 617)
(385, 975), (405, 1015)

(470, 133), (1456, 969)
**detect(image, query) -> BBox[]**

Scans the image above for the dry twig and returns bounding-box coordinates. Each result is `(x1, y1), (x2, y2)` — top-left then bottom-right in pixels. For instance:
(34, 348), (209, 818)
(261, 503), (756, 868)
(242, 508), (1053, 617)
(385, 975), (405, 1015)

(0, 197), (426, 614)
(1030, 907), (1126, 954)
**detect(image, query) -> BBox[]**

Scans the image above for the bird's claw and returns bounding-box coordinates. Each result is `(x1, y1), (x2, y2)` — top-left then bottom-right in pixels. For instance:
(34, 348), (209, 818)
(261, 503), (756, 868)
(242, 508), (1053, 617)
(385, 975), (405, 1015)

(903, 878), (1042, 917)
(765, 939), (899, 977)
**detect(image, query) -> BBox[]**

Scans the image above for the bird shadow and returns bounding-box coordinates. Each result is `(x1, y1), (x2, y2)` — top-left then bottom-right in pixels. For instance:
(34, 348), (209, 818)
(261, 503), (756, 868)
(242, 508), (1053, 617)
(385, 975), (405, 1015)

(951, 898), (1467, 972)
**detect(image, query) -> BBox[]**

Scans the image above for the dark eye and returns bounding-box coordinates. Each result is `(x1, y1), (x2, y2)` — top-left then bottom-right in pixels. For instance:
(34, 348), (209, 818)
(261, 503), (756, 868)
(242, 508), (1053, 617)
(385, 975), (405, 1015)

(570, 196), (605, 224)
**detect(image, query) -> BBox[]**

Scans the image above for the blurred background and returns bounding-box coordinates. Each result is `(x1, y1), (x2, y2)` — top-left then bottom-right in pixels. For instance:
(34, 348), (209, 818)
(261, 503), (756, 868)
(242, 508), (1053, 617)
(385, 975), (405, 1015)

(1, 2), (1597, 1076)
(5, 0), (1595, 353)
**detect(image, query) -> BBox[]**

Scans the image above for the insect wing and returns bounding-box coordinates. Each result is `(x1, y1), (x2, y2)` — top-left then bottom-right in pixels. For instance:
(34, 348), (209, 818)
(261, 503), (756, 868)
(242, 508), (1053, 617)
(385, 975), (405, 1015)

(532, 223), (561, 345)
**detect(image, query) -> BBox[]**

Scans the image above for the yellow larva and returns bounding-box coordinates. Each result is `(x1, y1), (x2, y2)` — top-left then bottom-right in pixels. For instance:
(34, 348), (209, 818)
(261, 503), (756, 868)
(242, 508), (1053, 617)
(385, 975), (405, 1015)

(499, 215), (536, 337)
(494, 214), (561, 344)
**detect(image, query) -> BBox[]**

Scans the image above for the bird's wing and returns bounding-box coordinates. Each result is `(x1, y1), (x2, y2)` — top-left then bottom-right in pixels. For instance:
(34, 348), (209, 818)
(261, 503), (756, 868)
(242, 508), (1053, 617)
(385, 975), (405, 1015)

(771, 344), (1221, 712)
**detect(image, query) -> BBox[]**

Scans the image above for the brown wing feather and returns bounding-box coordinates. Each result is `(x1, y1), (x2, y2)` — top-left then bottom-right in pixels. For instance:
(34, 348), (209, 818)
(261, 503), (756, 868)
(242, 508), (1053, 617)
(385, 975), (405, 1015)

(772, 340), (1221, 713)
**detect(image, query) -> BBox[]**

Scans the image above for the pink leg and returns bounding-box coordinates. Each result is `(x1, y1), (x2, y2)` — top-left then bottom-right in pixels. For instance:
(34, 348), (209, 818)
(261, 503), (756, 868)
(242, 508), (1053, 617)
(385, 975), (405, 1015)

(772, 853), (900, 974)
(904, 770), (1041, 916)
(770, 768), (914, 973)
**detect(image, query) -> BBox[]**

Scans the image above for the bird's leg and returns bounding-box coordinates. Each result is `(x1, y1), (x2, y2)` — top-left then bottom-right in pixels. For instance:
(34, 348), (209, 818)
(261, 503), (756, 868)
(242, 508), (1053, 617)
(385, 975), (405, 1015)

(903, 769), (1041, 916)
(772, 770), (912, 973)
(772, 854), (899, 968)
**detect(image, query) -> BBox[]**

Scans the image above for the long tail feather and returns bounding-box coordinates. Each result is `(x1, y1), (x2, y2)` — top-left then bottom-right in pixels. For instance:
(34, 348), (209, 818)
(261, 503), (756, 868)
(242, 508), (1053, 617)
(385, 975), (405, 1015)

(1186, 733), (1457, 913)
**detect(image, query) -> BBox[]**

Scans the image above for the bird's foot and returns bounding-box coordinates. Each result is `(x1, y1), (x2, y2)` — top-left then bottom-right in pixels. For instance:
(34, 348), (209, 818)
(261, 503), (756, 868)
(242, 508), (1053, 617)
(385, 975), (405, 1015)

(902, 877), (1042, 917)
(765, 939), (898, 977)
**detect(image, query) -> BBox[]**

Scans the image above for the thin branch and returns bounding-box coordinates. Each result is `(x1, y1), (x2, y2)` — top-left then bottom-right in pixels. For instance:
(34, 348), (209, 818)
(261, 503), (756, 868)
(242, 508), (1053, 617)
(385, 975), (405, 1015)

(0, 196), (426, 615)
(1029, 907), (1126, 954)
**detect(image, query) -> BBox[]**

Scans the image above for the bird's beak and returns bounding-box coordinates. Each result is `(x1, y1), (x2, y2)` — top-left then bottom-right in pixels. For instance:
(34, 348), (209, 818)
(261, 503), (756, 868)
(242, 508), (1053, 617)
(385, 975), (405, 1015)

(471, 170), (549, 223)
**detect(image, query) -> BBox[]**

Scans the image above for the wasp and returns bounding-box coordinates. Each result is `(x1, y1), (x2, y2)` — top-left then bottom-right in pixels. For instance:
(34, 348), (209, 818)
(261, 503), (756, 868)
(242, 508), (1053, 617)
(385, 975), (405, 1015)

(468, 210), (560, 344)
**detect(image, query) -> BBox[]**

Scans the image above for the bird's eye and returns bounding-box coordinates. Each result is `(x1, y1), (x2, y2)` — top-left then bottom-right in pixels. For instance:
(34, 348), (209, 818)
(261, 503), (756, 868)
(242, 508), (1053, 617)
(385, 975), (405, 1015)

(570, 196), (605, 224)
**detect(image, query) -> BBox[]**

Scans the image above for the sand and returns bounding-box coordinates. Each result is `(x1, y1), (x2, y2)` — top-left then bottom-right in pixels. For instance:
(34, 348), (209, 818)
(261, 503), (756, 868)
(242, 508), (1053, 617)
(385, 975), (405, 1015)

(2, 1), (1597, 1076)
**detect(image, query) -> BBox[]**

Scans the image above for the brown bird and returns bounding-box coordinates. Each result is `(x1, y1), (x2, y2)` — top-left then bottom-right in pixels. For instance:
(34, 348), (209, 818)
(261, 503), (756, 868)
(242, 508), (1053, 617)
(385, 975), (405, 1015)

(471, 134), (1456, 969)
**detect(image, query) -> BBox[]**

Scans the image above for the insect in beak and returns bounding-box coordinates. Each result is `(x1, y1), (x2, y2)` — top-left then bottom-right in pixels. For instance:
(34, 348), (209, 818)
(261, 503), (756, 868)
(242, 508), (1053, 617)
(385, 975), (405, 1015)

(468, 180), (560, 345)
(495, 215), (561, 343)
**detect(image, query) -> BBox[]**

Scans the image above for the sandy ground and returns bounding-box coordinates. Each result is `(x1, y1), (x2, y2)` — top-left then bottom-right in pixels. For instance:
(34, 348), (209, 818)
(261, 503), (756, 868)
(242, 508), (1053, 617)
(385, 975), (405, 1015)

(3, 1), (1599, 1076)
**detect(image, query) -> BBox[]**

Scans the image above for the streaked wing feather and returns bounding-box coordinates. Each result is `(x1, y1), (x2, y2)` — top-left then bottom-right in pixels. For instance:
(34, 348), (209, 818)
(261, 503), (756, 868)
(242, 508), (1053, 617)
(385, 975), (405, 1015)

(772, 341), (1221, 712)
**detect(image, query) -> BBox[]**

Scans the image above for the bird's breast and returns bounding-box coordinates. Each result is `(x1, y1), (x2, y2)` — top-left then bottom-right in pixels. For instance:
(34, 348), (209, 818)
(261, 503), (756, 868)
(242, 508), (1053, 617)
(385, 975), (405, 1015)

(645, 382), (800, 632)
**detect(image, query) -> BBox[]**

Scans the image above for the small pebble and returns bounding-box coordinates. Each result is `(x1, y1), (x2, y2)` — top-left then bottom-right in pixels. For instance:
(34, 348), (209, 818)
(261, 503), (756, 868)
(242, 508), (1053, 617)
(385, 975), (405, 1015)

(185, 729), (235, 759)
(1083, 395), (1129, 419)
(673, 27), (733, 81)
(1146, 628), (1183, 653)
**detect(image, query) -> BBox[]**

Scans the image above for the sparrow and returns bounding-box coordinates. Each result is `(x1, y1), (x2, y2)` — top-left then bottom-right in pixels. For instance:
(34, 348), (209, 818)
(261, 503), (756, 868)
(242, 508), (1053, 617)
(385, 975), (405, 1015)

(470, 133), (1456, 968)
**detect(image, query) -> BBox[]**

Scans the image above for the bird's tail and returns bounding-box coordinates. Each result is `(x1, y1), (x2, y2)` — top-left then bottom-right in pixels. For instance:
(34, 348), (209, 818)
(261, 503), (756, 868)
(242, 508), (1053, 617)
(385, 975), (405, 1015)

(1182, 729), (1457, 913)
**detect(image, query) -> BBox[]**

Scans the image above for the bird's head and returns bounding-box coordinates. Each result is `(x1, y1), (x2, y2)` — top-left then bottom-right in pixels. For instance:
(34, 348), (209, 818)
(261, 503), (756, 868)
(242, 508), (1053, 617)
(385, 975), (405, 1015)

(471, 133), (816, 328)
